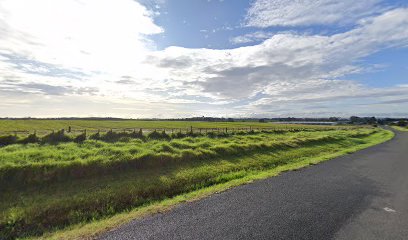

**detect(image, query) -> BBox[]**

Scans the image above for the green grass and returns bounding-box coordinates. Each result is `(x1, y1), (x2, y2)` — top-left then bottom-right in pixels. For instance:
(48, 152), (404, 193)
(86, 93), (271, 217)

(0, 119), (340, 133)
(0, 126), (393, 240)
(391, 126), (408, 131)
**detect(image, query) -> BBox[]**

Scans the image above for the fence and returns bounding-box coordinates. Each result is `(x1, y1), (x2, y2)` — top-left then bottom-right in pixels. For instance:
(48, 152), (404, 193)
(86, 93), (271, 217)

(0, 125), (353, 137)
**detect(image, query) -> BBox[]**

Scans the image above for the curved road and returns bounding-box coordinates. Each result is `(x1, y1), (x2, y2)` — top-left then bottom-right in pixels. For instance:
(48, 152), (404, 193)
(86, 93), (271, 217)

(99, 130), (408, 240)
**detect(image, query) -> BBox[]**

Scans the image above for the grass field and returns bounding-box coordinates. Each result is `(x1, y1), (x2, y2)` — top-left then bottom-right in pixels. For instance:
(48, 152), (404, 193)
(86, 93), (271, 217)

(0, 121), (393, 240)
(0, 119), (337, 133)
(391, 126), (408, 131)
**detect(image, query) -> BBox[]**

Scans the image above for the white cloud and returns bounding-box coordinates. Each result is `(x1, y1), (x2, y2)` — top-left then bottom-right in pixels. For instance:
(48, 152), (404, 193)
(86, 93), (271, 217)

(0, 0), (175, 105)
(0, 0), (163, 79)
(0, 0), (163, 92)
(245, 0), (384, 27)
(0, 1), (407, 118)
(230, 31), (277, 44)
(145, 8), (408, 116)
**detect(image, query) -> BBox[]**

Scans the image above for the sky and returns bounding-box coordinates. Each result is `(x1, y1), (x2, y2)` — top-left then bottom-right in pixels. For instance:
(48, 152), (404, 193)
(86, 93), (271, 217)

(0, 0), (407, 118)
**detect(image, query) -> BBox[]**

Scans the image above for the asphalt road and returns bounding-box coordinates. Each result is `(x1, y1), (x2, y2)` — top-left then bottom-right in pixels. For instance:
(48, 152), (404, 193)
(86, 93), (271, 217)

(99, 129), (408, 240)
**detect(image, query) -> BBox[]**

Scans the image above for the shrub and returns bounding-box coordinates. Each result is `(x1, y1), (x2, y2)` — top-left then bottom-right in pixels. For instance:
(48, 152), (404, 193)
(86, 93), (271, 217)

(19, 133), (39, 144)
(148, 130), (170, 140)
(74, 132), (87, 143)
(206, 131), (217, 138)
(129, 129), (145, 140)
(89, 132), (100, 140)
(118, 137), (131, 142)
(171, 132), (186, 139)
(0, 135), (17, 146)
(186, 131), (202, 137)
(100, 130), (123, 142)
(397, 120), (407, 127)
(41, 130), (71, 144)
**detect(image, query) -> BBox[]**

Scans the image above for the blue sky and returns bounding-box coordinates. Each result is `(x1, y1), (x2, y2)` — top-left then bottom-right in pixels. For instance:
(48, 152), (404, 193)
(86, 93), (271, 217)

(345, 47), (408, 88)
(150, 0), (408, 89)
(0, 0), (407, 118)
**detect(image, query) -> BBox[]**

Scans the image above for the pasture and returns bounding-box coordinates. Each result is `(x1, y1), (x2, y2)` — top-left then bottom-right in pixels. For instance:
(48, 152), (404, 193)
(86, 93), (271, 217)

(0, 120), (393, 240)
(0, 119), (329, 132)
(392, 126), (408, 131)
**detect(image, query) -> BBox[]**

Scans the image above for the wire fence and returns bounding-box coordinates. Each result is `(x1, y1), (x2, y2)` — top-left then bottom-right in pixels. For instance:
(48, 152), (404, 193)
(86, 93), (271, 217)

(0, 125), (354, 137)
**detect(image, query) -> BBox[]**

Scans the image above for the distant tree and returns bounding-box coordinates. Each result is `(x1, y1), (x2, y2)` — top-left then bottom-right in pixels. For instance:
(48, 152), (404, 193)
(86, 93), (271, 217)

(350, 116), (360, 123)
(328, 117), (339, 122)
(397, 120), (407, 127)
(367, 117), (377, 125)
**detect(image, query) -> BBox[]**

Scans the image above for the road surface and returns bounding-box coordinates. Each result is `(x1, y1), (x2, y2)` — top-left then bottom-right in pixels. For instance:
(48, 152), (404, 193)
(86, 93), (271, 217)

(99, 129), (408, 240)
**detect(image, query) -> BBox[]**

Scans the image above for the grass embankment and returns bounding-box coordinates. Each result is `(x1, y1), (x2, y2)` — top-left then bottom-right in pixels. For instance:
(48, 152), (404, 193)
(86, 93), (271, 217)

(0, 128), (393, 240)
(391, 126), (408, 132)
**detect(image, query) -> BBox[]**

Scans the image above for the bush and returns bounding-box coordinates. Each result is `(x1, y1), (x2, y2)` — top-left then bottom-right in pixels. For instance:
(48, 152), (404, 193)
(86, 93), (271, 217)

(100, 130), (122, 142)
(89, 132), (100, 140)
(41, 130), (71, 144)
(171, 132), (186, 139)
(186, 131), (203, 137)
(0, 135), (17, 146)
(129, 129), (144, 140)
(206, 131), (217, 138)
(148, 130), (170, 140)
(74, 132), (87, 143)
(19, 133), (39, 144)
(397, 120), (407, 127)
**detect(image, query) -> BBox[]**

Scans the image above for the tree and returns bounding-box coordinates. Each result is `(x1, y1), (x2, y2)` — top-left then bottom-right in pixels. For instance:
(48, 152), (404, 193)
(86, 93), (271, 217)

(397, 120), (407, 127)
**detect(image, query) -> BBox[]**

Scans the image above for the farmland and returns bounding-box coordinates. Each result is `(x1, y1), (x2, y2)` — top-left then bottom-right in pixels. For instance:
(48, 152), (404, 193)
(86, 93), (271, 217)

(392, 125), (408, 131)
(0, 120), (393, 240)
(0, 119), (333, 132)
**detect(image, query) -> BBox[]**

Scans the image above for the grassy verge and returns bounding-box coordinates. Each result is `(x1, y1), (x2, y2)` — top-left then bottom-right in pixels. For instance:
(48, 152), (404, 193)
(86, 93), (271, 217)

(0, 128), (393, 240)
(391, 126), (408, 132)
(26, 128), (393, 240)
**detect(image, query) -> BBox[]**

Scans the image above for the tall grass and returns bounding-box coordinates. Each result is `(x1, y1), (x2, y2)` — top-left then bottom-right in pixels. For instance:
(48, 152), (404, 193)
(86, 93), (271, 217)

(0, 128), (385, 239)
(0, 130), (368, 188)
